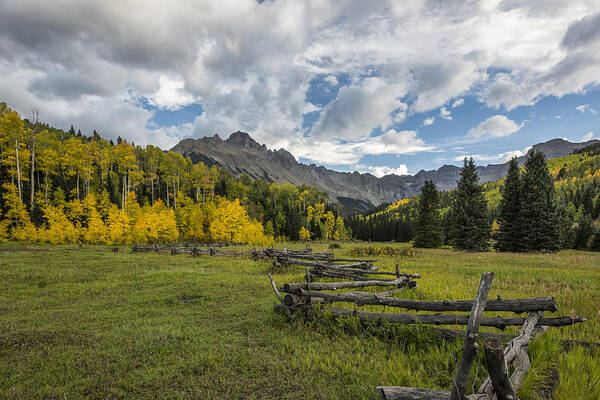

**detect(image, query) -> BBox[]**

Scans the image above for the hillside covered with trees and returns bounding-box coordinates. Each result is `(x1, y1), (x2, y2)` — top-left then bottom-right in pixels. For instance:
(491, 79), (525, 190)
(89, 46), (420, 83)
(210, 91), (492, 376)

(347, 144), (600, 252)
(0, 102), (348, 245)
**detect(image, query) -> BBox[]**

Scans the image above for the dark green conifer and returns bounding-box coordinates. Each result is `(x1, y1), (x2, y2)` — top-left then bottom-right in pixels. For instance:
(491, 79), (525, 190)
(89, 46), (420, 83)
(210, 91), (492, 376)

(494, 157), (522, 252)
(519, 150), (560, 252)
(574, 214), (595, 249)
(449, 157), (490, 251)
(413, 180), (443, 248)
(588, 230), (600, 251)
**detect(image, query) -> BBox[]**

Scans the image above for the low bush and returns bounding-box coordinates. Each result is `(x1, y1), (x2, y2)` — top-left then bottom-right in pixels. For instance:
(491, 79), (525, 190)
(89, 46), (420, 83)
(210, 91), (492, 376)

(347, 245), (416, 257)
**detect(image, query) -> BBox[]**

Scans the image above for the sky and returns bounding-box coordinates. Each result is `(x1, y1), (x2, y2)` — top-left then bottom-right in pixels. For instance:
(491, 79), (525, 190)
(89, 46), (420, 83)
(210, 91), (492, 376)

(1, 1), (600, 176)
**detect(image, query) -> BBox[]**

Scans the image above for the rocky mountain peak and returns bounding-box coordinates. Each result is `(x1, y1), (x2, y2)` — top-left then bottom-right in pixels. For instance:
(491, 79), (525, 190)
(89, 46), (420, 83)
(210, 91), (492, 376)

(226, 131), (265, 151)
(273, 148), (297, 167)
(170, 132), (599, 215)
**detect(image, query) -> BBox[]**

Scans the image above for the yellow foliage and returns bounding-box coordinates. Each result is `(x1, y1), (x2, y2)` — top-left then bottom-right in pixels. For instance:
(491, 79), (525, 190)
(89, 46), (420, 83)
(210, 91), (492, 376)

(106, 205), (130, 244)
(0, 220), (8, 242)
(299, 226), (311, 241)
(131, 200), (178, 244)
(209, 198), (271, 245)
(11, 221), (37, 242)
(39, 204), (79, 244)
(84, 209), (108, 244)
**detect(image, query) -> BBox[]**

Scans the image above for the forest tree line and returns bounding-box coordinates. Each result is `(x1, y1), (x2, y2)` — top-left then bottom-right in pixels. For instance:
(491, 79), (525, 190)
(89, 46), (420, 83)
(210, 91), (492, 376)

(0, 102), (348, 245)
(347, 146), (600, 252)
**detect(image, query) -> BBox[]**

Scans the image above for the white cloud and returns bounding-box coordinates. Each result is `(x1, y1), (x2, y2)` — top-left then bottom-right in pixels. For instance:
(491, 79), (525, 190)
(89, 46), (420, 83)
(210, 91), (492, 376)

(467, 115), (523, 140)
(453, 147), (530, 164)
(323, 75), (338, 86)
(290, 129), (434, 166)
(576, 104), (597, 114)
(354, 164), (410, 177)
(0, 0), (599, 166)
(439, 107), (452, 120)
(422, 117), (435, 126)
(451, 98), (464, 108)
(583, 131), (594, 141)
(147, 74), (196, 110)
(310, 77), (407, 141)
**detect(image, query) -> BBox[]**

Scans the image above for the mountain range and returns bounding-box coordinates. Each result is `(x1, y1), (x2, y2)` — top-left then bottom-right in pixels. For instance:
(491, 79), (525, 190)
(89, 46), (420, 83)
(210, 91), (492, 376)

(171, 132), (597, 214)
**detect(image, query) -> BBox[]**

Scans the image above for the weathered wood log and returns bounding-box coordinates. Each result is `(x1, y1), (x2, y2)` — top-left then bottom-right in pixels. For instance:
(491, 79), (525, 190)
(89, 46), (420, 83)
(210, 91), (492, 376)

(377, 387), (504, 400)
(309, 269), (390, 281)
(316, 308), (584, 329)
(278, 258), (375, 270)
(313, 265), (383, 274)
(283, 293), (325, 307)
(295, 290), (557, 313)
(279, 253), (335, 261)
(509, 349), (530, 394)
(282, 277), (412, 293)
(377, 386), (450, 399)
(483, 337), (518, 400)
(450, 271), (494, 400)
(477, 312), (540, 395)
(267, 273), (290, 316)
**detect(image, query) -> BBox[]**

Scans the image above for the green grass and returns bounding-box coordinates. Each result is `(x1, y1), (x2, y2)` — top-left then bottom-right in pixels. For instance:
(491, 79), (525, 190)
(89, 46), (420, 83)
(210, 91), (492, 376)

(0, 242), (599, 399)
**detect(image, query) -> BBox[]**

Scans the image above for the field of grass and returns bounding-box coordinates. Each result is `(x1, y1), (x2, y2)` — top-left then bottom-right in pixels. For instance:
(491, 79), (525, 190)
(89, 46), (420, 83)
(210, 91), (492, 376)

(1, 242), (599, 399)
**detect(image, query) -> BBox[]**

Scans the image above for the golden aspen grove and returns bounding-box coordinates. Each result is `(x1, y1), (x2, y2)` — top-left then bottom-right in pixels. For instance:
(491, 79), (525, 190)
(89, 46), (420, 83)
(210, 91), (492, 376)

(0, 102), (349, 245)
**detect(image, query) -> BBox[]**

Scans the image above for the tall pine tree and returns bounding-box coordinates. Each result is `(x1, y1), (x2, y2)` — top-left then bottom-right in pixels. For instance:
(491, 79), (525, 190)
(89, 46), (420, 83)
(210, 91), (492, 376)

(494, 157), (522, 251)
(519, 150), (560, 252)
(449, 158), (490, 251)
(413, 180), (443, 248)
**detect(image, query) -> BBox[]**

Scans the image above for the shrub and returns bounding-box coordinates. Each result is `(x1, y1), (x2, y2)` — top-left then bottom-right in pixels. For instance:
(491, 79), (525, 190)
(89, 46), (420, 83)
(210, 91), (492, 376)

(347, 245), (416, 257)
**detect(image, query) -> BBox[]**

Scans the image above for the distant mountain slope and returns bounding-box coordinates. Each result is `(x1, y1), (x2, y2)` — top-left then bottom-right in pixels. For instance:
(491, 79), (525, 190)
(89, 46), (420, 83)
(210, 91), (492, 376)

(171, 131), (598, 214)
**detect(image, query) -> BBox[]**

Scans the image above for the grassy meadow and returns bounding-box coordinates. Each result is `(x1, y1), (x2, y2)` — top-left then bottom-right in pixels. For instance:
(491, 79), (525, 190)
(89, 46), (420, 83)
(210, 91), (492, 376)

(1, 242), (599, 399)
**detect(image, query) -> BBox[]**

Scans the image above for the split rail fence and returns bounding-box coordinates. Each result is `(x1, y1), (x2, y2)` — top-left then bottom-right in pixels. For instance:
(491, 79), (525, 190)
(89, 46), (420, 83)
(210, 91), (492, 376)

(269, 270), (587, 400)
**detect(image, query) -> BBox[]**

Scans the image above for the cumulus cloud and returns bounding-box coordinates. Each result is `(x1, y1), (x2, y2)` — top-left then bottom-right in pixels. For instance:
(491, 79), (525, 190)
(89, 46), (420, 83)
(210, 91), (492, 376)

(467, 115), (523, 140)
(310, 77), (407, 141)
(576, 104), (597, 114)
(583, 131), (594, 141)
(323, 75), (339, 86)
(354, 164), (410, 177)
(439, 107), (452, 120)
(422, 117), (435, 126)
(0, 0), (599, 167)
(290, 129), (433, 166)
(453, 147), (530, 164)
(452, 98), (464, 108)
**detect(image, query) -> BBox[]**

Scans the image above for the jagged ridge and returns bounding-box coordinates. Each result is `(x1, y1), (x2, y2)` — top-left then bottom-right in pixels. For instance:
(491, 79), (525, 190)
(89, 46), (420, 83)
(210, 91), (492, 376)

(170, 132), (598, 215)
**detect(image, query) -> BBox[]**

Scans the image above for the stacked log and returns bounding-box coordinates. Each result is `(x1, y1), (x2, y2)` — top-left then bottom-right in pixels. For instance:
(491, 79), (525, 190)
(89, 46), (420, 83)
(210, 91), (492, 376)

(269, 270), (587, 400)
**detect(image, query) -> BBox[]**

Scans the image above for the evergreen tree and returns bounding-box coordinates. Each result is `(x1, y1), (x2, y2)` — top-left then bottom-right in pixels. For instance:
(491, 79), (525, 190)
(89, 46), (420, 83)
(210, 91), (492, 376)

(449, 158), (490, 251)
(574, 214), (595, 249)
(588, 230), (600, 252)
(556, 203), (575, 249)
(413, 180), (443, 248)
(519, 150), (560, 252)
(494, 157), (522, 251)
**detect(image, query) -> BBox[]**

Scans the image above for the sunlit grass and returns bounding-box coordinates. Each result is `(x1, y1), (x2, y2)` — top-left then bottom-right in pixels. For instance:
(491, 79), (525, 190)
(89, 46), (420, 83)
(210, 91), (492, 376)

(0, 242), (598, 399)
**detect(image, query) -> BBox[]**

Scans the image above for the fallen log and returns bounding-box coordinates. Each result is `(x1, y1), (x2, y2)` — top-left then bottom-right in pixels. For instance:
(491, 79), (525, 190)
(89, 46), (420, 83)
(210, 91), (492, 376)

(309, 269), (391, 281)
(318, 308), (584, 329)
(376, 387), (449, 400)
(282, 277), (413, 293)
(279, 253), (335, 261)
(294, 290), (558, 313)
(278, 258), (375, 270)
